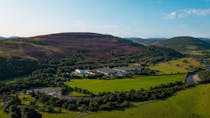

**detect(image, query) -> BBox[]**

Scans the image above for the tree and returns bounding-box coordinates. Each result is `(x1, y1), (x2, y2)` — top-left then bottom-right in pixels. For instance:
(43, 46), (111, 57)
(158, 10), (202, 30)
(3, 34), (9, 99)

(21, 106), (42, 118)
(9, 105), (21, 118)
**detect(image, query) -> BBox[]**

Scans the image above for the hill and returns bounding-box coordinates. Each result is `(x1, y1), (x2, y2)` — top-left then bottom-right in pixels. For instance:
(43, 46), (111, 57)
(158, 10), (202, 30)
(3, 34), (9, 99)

(127, 37), (166, 45)
(0, 36), (6, 40)
(200, 38), (210, 43)
(150, 57), (205, 74)
(153, 36), (210, 51)
(0, 32), (183, 80)
(0, 33), (141, 60)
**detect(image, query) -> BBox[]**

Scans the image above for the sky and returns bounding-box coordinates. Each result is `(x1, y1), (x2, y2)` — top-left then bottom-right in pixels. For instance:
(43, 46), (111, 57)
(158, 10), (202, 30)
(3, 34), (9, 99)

(0, 0), (210, 38)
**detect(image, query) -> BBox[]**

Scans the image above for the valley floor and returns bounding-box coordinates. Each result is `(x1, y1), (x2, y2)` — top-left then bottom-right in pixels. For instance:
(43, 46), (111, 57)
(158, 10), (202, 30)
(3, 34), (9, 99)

(2, 82), (209, 118)
(1, 82), (208, 118)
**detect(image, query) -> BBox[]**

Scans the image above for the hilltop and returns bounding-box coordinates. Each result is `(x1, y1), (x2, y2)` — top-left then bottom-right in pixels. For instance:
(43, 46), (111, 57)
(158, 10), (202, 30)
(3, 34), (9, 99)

(153, 36), (210, 51)
(0, 33), (141, 60)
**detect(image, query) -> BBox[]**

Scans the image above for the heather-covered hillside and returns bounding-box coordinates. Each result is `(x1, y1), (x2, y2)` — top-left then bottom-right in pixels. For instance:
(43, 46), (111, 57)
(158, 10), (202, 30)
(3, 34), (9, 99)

(0, 33), (183, 80)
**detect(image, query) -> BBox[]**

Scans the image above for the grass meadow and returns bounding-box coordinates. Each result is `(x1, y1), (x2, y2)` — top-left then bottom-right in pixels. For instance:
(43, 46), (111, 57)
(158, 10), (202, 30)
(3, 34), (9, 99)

(84, 83), (210, 118)
(149, 57), (204, 75)
(66, 74), (185, 94)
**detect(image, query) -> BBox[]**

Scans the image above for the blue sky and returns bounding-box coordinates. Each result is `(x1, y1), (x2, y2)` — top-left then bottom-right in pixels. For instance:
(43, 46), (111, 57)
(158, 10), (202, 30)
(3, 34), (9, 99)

(0, 0), (210, 38)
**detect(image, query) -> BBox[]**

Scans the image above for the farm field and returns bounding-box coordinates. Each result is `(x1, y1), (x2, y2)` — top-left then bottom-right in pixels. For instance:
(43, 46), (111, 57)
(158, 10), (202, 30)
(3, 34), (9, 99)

(149, 57), (204, 74)
(84, 83), (210, 118)
(66, 74), (185, 94)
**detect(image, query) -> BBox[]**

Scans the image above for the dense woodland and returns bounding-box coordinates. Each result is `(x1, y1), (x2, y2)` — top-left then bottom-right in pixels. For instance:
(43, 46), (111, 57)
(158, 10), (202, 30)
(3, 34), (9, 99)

(0, 45), (183, 80)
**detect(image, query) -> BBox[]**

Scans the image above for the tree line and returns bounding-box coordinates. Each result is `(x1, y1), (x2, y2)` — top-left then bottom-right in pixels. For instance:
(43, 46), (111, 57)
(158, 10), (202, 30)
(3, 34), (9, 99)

(32, 81), (195, 112)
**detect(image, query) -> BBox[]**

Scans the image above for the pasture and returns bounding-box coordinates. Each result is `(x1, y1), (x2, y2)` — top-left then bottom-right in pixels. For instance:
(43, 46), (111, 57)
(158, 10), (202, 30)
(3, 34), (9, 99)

(66, 74), (185, 94)
(149, 57), (204, 74)
(84, 83), (210, 118)
(42, 110), (81, 118)
(184, 49), (210, 56)
(69, 91), (90, 97)
(0, 102), (9, 118)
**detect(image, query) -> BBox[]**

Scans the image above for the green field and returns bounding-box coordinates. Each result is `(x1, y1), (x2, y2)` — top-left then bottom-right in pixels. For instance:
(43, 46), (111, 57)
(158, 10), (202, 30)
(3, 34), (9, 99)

(0, 102), (9, 118)
(18, 94), (82, 118)
(66, 74), (185, 94)
(0, 108), (81, 118)
(150, 57), (204, 74)
(84, 83), (210, 118)
(69, 91), (90, 97)
(184, 50), (210, 56)
(42, 110), (81, 118)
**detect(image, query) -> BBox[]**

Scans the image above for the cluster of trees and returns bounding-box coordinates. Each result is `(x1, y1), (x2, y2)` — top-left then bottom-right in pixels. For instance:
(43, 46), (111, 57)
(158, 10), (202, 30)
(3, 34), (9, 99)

(0, 78), (48, 95)
(125, 46), (183, 66)
(31, 81), (194, 112)
(0, 67), (62, 95)
(198, 70), (210, 83)
(32, 92), (130, 112)
(61, 85), (94, 96)
(0, 57), (38, 80)
(2, 95), (42, 118)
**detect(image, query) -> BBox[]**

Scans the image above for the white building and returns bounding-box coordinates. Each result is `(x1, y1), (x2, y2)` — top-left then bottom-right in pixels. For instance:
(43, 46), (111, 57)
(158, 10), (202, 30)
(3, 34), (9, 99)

(75, 69), (95, 74)
(75, 69), (88, 74)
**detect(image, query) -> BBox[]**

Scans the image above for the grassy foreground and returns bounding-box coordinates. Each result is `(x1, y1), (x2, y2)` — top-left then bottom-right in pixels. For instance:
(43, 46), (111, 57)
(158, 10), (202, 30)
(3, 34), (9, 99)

(84, 83), (210, 118)
(0, 102), (9, 118)
(66, 74), (185, 94)
(150, 57), (204, 74)
(42, 110), (81, 118)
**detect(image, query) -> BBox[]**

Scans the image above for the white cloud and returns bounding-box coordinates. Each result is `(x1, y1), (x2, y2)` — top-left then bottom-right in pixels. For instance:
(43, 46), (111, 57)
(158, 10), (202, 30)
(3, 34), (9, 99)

(165, 12), (183, 19)
(165, 8), (210, 19)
